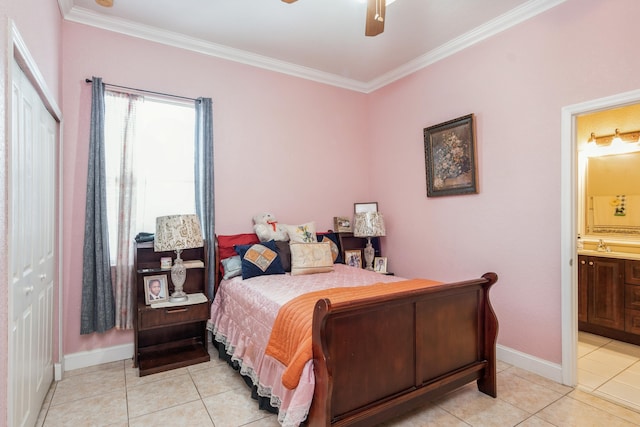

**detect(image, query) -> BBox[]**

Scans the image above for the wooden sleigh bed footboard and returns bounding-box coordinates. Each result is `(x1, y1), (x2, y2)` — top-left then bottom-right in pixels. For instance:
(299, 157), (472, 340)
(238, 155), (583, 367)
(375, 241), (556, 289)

(308, 272), (498, 427)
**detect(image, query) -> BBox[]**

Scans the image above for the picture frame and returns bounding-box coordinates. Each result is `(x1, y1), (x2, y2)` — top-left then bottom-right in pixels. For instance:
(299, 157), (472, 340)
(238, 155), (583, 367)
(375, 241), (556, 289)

(423, 114), (478, 197)
(333, 216), (352, 233)
(144, 274), (168, 305)
(374, 256), (387, 273)
(344, 249), (363, 268)
(354, 202), (378, 213)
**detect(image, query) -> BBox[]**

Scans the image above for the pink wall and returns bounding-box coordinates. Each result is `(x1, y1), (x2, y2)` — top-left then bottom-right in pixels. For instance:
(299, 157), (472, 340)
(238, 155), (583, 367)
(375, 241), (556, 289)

(61, 23), (370, 354)
(0, 0), (62, 423)
(368, 0), (640, 362)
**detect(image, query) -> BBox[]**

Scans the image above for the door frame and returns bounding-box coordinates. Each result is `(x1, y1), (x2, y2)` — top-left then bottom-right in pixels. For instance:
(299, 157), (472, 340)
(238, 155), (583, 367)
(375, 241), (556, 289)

(560, 88), (640, 386)
(7, 20), (64, 425)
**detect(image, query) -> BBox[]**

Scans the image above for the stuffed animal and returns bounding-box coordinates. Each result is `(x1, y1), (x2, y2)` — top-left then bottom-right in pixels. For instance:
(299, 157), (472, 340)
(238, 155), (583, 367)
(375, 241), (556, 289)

(252, 212), (289, 242)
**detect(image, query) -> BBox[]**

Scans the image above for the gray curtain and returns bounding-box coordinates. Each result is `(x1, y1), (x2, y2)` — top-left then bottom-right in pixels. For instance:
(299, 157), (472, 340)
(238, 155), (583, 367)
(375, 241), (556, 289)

(81, 77), (116, 334)
(195, 97), (215, 299)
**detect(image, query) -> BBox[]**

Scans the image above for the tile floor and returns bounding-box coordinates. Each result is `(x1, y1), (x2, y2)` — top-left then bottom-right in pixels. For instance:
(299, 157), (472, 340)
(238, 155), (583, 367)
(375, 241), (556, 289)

(577, 331), (640, 412)
(36, 339), (640, 427)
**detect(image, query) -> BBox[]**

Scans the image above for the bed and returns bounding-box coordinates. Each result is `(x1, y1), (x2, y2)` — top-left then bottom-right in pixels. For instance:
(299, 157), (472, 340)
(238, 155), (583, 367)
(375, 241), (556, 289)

(208, 231), (498, 427)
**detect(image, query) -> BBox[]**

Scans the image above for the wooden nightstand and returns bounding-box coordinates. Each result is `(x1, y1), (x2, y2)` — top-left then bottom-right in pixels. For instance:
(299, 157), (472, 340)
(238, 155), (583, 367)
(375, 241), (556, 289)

(133, 241), (210, 376)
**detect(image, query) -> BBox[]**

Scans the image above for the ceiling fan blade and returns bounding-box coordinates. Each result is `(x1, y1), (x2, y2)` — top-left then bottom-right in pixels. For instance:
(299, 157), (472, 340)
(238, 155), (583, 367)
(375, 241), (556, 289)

(281, 0), (298, 3)
(365, 0), (385, 37)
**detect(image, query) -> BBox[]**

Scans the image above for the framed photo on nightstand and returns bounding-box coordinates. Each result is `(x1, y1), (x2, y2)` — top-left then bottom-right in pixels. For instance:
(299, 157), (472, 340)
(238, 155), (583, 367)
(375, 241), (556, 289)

(144, 274), (168, 305)
(374, 257), (387, 273)
(344, 250), (362, 268)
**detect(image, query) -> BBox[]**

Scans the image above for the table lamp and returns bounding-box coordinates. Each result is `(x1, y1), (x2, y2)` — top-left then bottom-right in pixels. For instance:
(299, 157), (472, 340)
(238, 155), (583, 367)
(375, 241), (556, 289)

(154, 214), (204, 302)
(353, 211), (386, 270)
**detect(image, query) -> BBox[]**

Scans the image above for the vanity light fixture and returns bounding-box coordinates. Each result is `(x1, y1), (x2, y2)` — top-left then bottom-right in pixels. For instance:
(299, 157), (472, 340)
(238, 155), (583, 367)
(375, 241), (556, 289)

(589, 128), (640, 146)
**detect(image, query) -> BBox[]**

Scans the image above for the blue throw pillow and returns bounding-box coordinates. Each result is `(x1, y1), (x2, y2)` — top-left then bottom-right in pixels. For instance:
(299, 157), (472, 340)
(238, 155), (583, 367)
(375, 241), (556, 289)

(234, 240), (285, 280)
(317, 232), (343, 264)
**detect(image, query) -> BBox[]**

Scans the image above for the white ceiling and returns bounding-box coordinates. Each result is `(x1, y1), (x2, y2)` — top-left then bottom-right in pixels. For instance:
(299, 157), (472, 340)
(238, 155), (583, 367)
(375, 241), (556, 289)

(58, 0), (565, 92)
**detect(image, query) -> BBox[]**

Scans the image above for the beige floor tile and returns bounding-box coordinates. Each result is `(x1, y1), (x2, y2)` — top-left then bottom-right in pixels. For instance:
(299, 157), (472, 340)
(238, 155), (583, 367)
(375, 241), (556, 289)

(127, 372), (201, 418)
(597, 380), (640, 408)
(587, 347), (639, 367)
(496, 359), (512, 372)
(51, 365), (125, 406)
(579, 331), (612, 347)
(128, 399), (214, 427)
(124, 364), (190, 388)
(434, 383), (530, 427)
(577, 368), (609, 390)
(569, 389), (640, 425)
(611, 368), (640, 389)
(202, 386), (267, 427)
(497, 369), (564, 414)
(381, 403), (468, 426)
(62, 360), (125, 378)
(508, 366), (573, 395)
(516, 415), (557, 426)
(536, 395), (638, 426)
(579, 356), (629, 378)
(43, 389), (128, 426)
(242, 414), (282, 427)
(604, 340), (640, 358)
(191, 362), (247, 398)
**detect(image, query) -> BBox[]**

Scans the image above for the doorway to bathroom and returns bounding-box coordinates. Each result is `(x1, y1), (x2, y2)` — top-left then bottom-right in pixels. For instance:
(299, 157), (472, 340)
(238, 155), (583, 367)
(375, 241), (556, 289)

(561, 89), (640, 411)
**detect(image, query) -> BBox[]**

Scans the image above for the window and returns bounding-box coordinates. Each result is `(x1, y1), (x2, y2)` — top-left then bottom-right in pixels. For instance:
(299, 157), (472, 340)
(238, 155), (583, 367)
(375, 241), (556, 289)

(104, 91), (195, 263)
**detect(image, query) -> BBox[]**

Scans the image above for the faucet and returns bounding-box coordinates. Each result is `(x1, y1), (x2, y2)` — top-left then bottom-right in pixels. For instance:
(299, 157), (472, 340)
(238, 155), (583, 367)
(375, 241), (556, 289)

(597, 239), (610, 252)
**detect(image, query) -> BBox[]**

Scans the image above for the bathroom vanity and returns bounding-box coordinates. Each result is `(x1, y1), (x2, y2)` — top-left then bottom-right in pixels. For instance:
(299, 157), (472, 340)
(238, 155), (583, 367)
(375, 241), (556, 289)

(578, 252), (640, 345)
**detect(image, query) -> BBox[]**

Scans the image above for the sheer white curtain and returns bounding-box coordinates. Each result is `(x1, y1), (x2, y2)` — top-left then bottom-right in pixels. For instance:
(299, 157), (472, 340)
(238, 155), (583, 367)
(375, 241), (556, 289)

(105, 91), (143, 329)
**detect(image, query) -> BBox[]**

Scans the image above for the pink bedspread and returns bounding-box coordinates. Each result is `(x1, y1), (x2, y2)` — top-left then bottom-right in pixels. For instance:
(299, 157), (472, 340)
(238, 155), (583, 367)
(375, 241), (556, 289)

(207, 264), (404, 427)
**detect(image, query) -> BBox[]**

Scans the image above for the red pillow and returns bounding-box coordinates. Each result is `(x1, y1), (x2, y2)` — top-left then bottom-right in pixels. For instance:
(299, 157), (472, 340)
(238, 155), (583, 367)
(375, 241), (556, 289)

(217, 233), (259, 260)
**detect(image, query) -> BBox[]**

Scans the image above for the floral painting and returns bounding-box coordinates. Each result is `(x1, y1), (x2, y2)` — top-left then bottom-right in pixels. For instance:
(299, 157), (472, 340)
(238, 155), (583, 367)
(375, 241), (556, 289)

(423, 114), (478, 197)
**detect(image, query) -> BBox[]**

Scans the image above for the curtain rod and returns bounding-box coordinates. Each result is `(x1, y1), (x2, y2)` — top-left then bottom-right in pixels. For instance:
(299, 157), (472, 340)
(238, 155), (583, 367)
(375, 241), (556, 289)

(85, 78), (197, 102)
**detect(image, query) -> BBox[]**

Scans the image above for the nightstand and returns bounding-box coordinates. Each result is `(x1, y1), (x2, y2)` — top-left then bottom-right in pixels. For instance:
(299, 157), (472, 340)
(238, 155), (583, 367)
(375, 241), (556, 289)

(133, 241), (210, 376)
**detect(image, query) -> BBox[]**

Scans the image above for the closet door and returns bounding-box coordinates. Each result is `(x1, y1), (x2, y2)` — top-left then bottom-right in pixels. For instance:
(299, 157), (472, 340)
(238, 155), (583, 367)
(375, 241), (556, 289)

(9, 59), (56, 427)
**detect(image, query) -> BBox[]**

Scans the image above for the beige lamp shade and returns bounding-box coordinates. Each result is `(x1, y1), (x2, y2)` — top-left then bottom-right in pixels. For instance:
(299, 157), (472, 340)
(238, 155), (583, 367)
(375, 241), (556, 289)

(154, 214), (204, 252)
(353, 212), (386, 238)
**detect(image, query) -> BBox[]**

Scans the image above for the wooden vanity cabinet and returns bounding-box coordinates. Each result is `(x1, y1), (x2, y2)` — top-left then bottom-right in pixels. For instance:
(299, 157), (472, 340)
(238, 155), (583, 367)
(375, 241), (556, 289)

(625, 260), (640, 335)
(579, 255), (640, 345)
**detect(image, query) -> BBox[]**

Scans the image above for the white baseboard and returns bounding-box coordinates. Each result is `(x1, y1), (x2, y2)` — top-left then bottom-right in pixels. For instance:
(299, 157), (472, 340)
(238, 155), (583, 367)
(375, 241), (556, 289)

(497, 344), (564, 384)
(63, 343), (134, 374)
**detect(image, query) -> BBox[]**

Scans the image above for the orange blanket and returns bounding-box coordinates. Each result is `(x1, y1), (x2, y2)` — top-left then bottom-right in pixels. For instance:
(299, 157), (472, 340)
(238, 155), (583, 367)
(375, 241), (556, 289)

(265, 278), (442, 389)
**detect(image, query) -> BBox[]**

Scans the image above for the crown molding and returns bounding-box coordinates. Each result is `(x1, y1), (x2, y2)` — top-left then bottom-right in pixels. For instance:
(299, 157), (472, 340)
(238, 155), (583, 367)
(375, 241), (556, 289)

(367, 0), (566, 92)
(61, 0), (565, 94)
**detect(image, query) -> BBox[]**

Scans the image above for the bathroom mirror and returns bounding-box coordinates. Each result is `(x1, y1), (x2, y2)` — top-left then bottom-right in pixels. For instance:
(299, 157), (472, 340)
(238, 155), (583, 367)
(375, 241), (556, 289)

(580, 150), (640, 237)
(577, 103), (640, 240)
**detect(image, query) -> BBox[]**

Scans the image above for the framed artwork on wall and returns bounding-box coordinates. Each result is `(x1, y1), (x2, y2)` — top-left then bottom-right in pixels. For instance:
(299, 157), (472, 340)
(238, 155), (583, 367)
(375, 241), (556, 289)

(423, 114), (478, 197)
(354, 202), (378, 213)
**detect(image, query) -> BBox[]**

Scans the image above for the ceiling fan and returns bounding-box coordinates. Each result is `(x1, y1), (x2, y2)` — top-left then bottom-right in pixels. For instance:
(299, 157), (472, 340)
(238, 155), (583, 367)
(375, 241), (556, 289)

(282, 0), (386, 37)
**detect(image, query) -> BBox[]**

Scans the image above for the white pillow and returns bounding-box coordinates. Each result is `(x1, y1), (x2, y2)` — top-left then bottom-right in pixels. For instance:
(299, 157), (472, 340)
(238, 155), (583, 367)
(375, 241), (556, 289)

(290, 241), (334, 276)
(283, 221), (317, 243)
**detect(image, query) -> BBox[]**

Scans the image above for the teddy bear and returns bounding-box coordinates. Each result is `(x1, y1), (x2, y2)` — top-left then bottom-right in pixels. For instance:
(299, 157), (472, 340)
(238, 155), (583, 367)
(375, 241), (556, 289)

(252, 212), (289, 242)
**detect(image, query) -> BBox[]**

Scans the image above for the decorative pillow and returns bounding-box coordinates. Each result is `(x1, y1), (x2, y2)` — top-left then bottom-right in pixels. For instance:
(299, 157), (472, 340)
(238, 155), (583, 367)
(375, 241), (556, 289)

(290, 241), (334, 276)
(275, 240), (292, 272)
(316, 232), (343, 264)
(217, 233), (260, 260)
(235, 240), (285, 280)
(221, 255), (242, 280)
(284, 222), (317, 243)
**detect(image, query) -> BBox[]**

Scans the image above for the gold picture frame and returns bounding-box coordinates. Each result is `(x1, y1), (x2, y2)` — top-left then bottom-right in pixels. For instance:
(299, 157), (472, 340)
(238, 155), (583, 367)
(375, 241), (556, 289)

(333, 216), (352, 233)
(344, 249), (362, 268)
